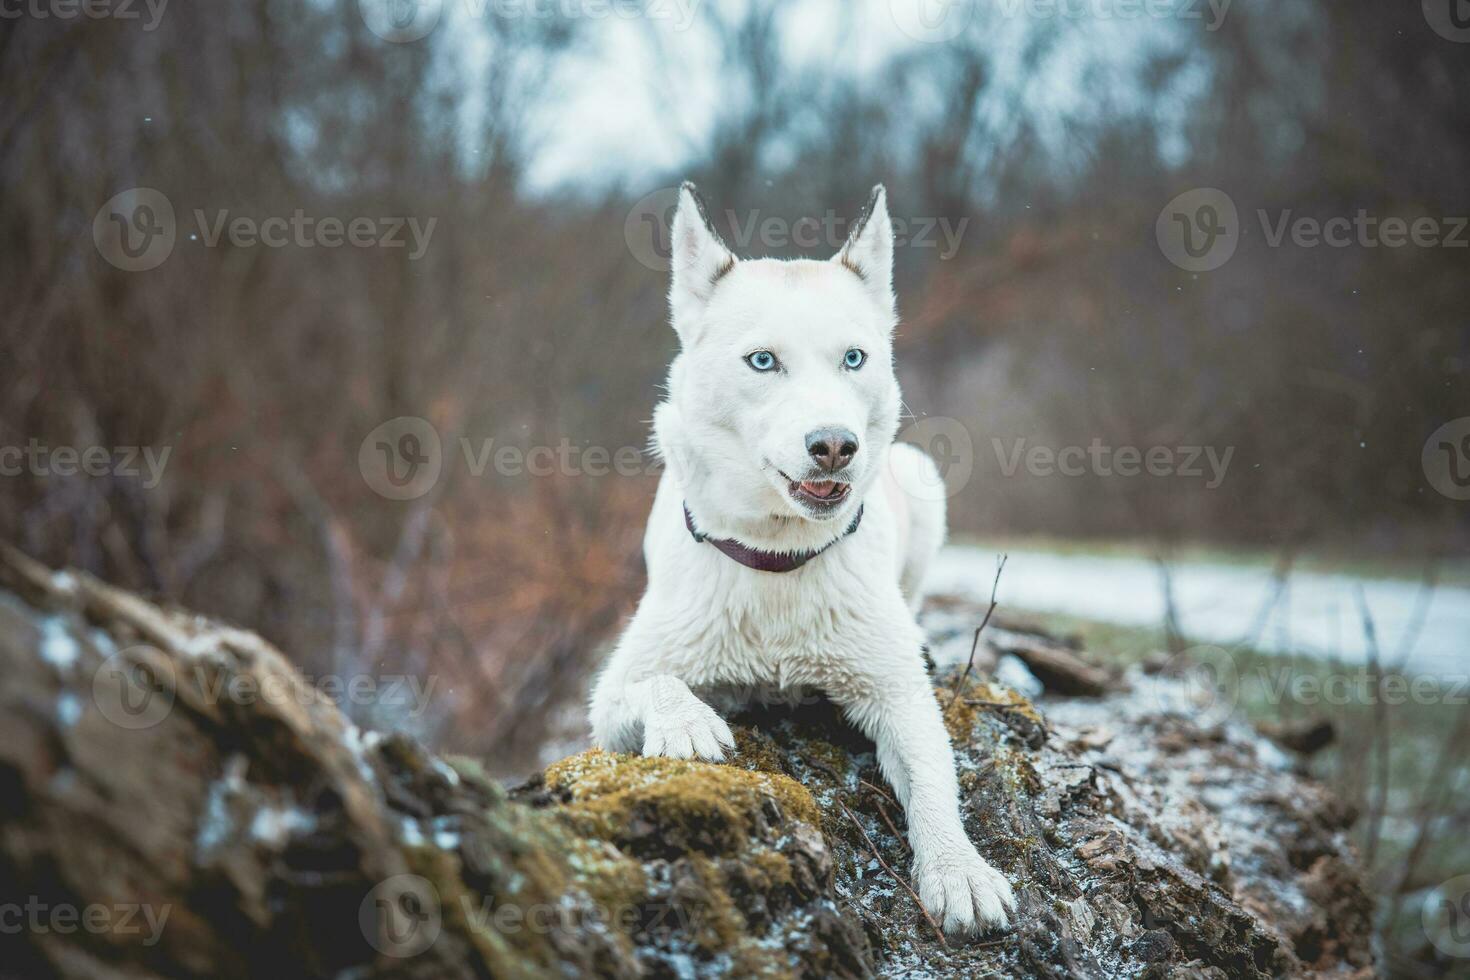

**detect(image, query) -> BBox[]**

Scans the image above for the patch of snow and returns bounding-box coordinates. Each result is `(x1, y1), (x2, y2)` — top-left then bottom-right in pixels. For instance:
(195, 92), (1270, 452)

(196, 780), (236, 853)
(250, 806), (316, 846)
(182, 633), (222, 659)
(56, 693), (83, 726)
(429, 816), (461, 851)
(661, 951), (699, 980)
(196, 757), (249, 855)
(431, 757), (460, 786)
(39, 617), (80, 670)
(1249, 735), (1292, 772)
(995, 654), (1044, 698)
(932, 545), (1470, 678)
(341, 723), (382, 784)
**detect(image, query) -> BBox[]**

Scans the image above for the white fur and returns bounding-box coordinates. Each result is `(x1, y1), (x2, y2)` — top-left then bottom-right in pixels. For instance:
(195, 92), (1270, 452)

(590, 184), (1015, 936)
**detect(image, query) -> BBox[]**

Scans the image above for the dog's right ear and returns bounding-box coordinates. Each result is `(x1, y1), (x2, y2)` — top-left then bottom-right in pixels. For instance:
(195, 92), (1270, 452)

(669, 182), (736, 339)
(834, 184), (895, 316)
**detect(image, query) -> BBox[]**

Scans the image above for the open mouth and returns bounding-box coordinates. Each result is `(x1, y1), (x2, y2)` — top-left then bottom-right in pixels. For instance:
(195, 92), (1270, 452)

(781, 472), (853, 510)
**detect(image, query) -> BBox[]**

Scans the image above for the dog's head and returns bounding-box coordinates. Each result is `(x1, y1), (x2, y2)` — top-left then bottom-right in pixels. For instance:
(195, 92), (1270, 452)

(654, 183), (901, 532)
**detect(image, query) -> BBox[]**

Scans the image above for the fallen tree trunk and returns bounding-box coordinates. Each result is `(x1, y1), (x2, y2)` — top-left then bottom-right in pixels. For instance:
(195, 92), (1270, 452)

(0, 547), (1374, 978)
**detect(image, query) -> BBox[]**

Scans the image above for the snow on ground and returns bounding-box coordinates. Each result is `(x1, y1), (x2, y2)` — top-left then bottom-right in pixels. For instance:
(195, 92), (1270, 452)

(930, 546), (1470, 679)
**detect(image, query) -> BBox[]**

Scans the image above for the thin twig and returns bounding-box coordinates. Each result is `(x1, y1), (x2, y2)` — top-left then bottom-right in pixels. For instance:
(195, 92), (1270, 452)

(861, 786), (911, 855)
(1392, 558), (1440, 671)
(838, 800), (947, 948)
(1356, 586), (1390, 866)
(949, 554), (1007, 704)
(1154, 551), (1185, 655)
(949, 627), (984, 702)
(859, 778), (898, 808)
(1238, 546), (1296, 651)
(969, 935), (1014, 949)
(1386, 704), (1470, 926)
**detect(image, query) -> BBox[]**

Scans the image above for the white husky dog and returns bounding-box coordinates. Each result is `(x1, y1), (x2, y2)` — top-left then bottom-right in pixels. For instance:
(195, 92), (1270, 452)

(590, 183), (1015, 936)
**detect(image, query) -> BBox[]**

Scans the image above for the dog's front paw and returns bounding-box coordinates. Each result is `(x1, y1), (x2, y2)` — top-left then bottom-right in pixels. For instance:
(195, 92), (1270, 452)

(640, 679), (735, 761)
(914, 845), (1015, 937)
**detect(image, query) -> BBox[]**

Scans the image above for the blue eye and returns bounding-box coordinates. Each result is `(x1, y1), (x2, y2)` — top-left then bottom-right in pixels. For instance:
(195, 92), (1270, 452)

(843, 348), (867, 370)
(746, 350), (778, 372)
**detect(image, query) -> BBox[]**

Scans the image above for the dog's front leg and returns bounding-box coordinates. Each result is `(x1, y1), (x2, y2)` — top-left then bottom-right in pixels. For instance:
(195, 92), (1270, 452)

(589, 626), (734, 761)
(838, 664), (1015, 937)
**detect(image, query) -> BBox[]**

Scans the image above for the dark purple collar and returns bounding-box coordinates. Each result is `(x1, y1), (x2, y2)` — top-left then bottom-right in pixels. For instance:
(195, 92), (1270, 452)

(683, 503), (864, 573)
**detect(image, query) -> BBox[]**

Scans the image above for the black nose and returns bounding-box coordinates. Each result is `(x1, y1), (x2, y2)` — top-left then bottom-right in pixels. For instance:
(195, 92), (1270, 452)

(806, 428), (859, 473)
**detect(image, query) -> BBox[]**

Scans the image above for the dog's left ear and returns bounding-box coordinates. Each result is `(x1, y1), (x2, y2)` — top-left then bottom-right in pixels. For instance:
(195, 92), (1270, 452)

(834, 184), (895, 315)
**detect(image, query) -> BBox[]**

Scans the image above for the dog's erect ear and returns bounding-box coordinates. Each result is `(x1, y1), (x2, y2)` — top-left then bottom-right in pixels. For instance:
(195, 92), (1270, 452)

(669, 182), (736, 337)
(833, 184), (895, 315)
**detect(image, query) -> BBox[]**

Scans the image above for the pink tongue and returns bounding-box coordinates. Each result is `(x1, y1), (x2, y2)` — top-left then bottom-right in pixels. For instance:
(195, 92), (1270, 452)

(800, 480), (838, 498)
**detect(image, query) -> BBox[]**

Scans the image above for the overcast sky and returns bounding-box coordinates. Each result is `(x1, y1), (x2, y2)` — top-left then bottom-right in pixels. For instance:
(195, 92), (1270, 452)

(426, 0), (1199, 194)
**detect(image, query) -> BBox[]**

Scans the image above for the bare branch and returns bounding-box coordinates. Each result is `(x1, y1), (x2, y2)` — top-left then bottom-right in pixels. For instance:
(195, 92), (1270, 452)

(837, 800), (946, 948)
